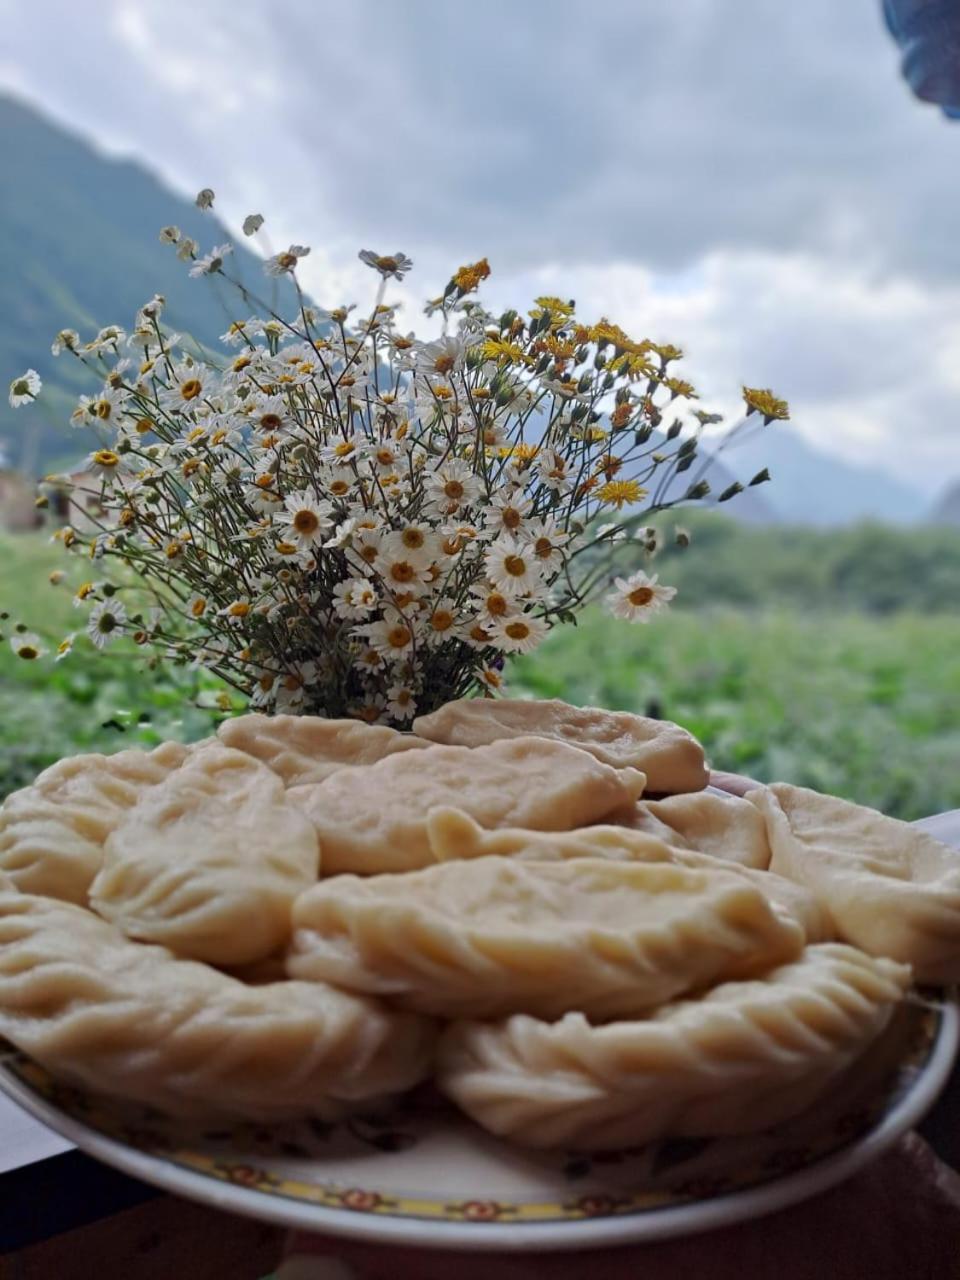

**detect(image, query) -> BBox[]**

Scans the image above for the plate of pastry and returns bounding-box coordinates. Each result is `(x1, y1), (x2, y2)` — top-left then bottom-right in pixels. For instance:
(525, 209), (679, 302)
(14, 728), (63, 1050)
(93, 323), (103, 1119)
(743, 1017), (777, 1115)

(0, 698), (957, 1250)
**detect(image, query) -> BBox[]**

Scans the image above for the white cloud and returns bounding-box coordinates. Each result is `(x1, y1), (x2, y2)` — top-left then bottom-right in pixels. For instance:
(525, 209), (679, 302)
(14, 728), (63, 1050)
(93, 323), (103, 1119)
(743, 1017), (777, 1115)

(2, 0), (960, 495)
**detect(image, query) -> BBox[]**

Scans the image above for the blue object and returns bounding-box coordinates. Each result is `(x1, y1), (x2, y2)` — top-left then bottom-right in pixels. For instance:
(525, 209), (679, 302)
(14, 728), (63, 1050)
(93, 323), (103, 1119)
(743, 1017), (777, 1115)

(884, 0), (960, 116)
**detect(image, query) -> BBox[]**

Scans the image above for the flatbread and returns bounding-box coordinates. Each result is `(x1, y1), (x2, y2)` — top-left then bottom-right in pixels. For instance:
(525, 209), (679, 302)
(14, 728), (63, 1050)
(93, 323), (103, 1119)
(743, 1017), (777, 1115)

(288, 855), (804, 1020)
(287, 737), (646, 875)
(89, 744), (319, 965)
(0, 889), (435, 1121)
(218, 713), (429, 787)
(425, 808), (829, 941)
(413, 698), (708, 794)
(640, 791), (772, 869)
(0, 742), (193, 904)
(438, 943), (910, 1148)
(748, 782), (960, 983)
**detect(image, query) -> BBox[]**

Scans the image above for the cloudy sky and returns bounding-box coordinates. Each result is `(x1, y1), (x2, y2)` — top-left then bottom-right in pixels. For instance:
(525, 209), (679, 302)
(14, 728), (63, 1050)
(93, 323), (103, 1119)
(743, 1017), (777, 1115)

(2, 0), (959, 495)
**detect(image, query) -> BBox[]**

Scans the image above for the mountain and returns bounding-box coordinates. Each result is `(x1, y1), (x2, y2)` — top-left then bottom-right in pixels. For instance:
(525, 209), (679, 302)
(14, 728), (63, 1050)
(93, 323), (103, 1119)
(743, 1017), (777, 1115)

(0, 94), (297, 475)
(716, 424), (928, 526)
(931, 482), (960, 525)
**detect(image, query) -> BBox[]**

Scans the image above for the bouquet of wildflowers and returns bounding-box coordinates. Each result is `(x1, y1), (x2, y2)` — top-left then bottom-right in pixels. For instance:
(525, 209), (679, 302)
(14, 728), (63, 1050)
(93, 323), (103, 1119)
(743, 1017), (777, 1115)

(9, 193), (787, 726)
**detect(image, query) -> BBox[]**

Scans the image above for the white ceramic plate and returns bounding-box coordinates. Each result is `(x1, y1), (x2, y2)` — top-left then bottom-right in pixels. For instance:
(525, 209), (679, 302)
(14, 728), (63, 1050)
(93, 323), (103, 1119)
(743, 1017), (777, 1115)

(1, 994), (956, 1252)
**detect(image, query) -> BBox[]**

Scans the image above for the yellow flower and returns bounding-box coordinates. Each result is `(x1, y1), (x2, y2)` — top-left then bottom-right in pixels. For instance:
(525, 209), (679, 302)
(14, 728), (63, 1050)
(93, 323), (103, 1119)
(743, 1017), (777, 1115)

(653, 343), (684, 363)
(742, 386), (790, 421)
(664, 377), (697, 400)
(597, 479), (647, 508)
(532, 296), (575, 320)
(452, 258), (491, 293)
(481, 338), (528, 365)
(496, 442), (539, 462)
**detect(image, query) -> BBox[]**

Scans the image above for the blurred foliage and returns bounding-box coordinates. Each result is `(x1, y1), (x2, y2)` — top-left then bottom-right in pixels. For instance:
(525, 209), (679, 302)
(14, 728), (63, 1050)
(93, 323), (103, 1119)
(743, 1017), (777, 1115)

(649, 512), (960, 614)
(0, 534), (231, 794)
(2, 527), (960, 820)
(513, 607), (960, 821)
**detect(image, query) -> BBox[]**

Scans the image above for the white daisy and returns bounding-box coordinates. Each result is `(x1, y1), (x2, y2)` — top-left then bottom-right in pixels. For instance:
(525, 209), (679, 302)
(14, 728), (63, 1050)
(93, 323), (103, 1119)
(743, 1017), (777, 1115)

(424, 458), (482, 515)
(423, 597), (461, 645)
(358, 249), (413, 280)
(265, 244), (311, 276)
(9, 369), (41, 407)
(332, 578), (379, 620)
(606, 571), (677, 623)
(537, 447), (573, 494)
(484, 537), (546, 599)
(468, 581), (513, 620)
(415, 336), (466, 380)
(51, 331), (79, 357)
(519, 516), (569, 570)
(491, 612), (548, 655)
(353, 644), (386, 674)
(483, 488), (532, 536)
(189, 243), (232, 277)
(477, 666), (506, 694)
(9, 632), (45, 661)
(386, 682), (418, 721)
(87, 600), (127, 649)
(55, 634), (76, 662)
(381, 525), (439, 571)
(242, 213), (264, 236)
(276, 491), (334, 548)
(359, 612), (416, 660)
(86, 447), (132, 481)
(373, 544), (430, 598)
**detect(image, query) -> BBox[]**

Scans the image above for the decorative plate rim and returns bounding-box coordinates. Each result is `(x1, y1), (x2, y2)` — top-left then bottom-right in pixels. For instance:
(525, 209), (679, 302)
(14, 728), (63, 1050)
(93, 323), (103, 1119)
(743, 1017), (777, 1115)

(1, 997), (957, 1252)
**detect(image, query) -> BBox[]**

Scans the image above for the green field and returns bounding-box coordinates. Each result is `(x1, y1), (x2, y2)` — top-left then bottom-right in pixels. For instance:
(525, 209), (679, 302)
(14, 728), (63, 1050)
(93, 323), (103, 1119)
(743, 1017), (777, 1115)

(2, 534), (959, 821)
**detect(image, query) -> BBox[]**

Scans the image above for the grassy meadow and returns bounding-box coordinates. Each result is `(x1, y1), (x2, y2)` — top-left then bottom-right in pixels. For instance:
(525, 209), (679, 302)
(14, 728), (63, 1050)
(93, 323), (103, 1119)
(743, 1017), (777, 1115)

(2, 526), (959, 821)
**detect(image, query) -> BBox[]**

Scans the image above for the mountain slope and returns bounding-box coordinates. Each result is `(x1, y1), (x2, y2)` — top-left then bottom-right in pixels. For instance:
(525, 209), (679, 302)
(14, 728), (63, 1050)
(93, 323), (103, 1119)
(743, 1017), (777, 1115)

(0, 94), (296, 474)
(717, 424), (927, 526)
(931, 482), (960, 525)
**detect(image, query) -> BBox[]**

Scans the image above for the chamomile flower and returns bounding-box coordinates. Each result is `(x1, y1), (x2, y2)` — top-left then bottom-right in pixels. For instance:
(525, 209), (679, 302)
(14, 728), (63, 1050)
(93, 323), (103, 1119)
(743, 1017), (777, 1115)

(359, 611), (416, 660)
(332, 578), (378, 620)
(423, 598), (460, 645)
(606, 571), (677, 623)
(242, 213), (264, 236)
(519, 516), (569, 570)
(386, 682), (418, 721)
(86, 448), (127, 480)
(358, 249), (413, 280)
(468, 581), (512, 619)
(424, 458), (482, 514)
(276, 491), (334, 548)
(374, 544), (430, 598)
(483, 488), (532, 536)
(484, 537), (546, 599)
(265, 244), (311, 275)
(382, 525), (439, 570)
(189, 243), (232, 277)
(51, 330), (79, 356)
(10, 632), (45, 660)
(9, 369), (41, 407)
(87, 600), (127, 649)
(55, 633), (76, 661)
(537, 447), (573, 494)
(491, 611), (547, 654)
(478, 666), (506, 693)
(416, 336), (465, 379)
